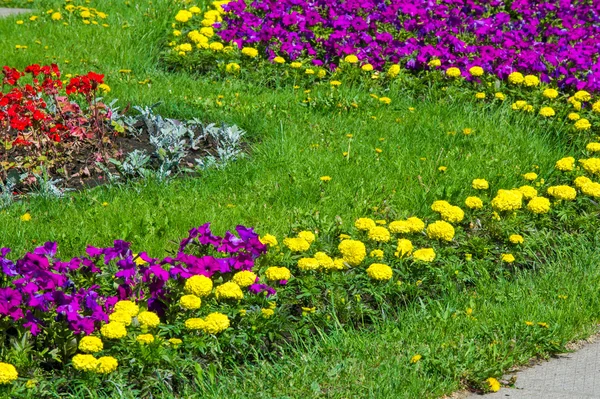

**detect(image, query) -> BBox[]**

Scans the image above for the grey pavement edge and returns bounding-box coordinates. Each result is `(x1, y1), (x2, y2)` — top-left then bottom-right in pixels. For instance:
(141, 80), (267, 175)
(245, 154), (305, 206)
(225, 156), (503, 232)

(463, 337), (600, 399)
(0, 8), (31, 17)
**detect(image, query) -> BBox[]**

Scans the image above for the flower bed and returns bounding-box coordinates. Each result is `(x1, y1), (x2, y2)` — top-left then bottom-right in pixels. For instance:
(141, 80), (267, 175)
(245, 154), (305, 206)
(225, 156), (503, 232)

(167, 0), (600, 91)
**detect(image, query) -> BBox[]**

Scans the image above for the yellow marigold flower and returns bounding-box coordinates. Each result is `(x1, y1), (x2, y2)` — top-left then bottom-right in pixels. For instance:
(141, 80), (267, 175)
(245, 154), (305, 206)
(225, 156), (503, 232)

(290, 62), (302, 69)
(298, 230), (316, 244)
(283, 237), (311, 252)
(317, 69), (327, 78)
(273, 56), (285, 64)
(332, 258), (346, 270)
(586, 143), (600, 153)
(527, 196), (551, 214)
(413, 248), (436, 262)
(445, 67), (461, 78)
(355, 217), (376, 231)
(241, 47), (258, 57)
(509, 234), (524, 244)
(369, 249), (384, 260)
(232, 270), (257, 287)
(592, 101), (600, 113)
(389, 220), (412, 234)
(366, 263), (393, 281)
(179, 43), (193, 52)
(361, 63), (373, 71)
(491, 189), (523, 212)
(72, 354), (98, 372)
(225, 63), (240, 74)
(265, 266), (291, 281)
(431, 200), (451, 213)
(475, 92), (486, 100)
(20, 213), (32, 222)
(440, 205), (465, 223)
(314, 252), (335, 269)
(368, 226), (391, 242)
(261, 308), (275, 318)
(465, 196), (483, 209)
(580, 158), (600, 175)
(410, 354), (422, 364)
(168, 338), (183, 345)
(387, 64), (401, 78)
(555, 157), (575, 172)
(512, 100), (528, 110)
(175, 10), (193, 23)
(574, 118), (591, 131)
(472, 178), (489, 190)
(185, 318), (205, 330)
(78, 336), (103, 353)
(572, 100), (582, 111)
(508, 72), (524, 84)
(547, 185), (577, 201)
(100, 322), (127, 339)
(184, 275), (213, 297)
(339, 233), (351, 240)
(344, 54), (358, 63)
(179, 294), (201, 310)
(568, 112), (581, 121)
(259, 234), (278, 246)
(396, 239), (413, 258)
(539, 107), (555, 117)
(574, 90), (591, 102)
(406, 217), (425, 233)
(137, 311), (160, 328)
(542, 88), (559, 99)
(215, 282), (244, 300)
(582, 181), (600, 198)
(379, 97), (392, 105)
(487, 377), (501, 392)
(574, 175), (592, 188)
(523, 75), (539, 87)
(518, 185), (538, 200)
(203, 312), (230, 334)
(501, 253), (515, 263)
(338, 239), (366, 266)
(95, 356), (118, 374)
(428, 59), (441, 67)
(469, 66), (484, 76)
(495, 92), (505, 101)
(209, 42), (224, 51)
(109, 311), (132, 326)
(297, 257), (320, 271)
(523, 172), (538, 181)
(426, 220), (455, 241)
(136, 334), (155, 344)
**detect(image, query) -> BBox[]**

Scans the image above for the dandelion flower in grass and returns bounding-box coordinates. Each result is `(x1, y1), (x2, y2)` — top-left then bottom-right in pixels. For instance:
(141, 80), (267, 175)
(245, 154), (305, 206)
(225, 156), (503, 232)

(259, 234), (278, 246)
(338, 240), (366, 266)
(547, 185), (577, 201)
(518, 185), (538, 200)
(264, 266), (291, 281)
(396, 239), (413, 258)
(508, 72), (524, 84)
(366, 263), (393, 281)
(472, 179), (489, 190)
(136, 334), (155, 344)
(580, 158), (600, 175)
(79, 336), (103, 353)
(232, 270), (257, 287)
(189, 6), (201, 13)
(379, 97), (391, 105)
(445, 67), (461, 78)
(0, 363), (19, 384)
(438, 166), (448, 172)
(368, 226), (391, 242)
(501, 253), (515, 263)
(491, 189), (523, 212)
(495, 92), (505, 100)
(574, 90), (591, 102)
(509, 234), (524, 244)
(100, 322), (127, 339)
(215, 282), (244, 300)
(555, 157), (575, 172)
(329, 80), (342, 87)
(539, 107), (555, 117)
(283, 237), (310, 252)
(412, 248), (436, 262)
(109, 311), (132, 326)
(184, 275), (213, 297)
(387, 64), (400, 78)
(179, 294), (201, 310)
(20, 213), (31, 222)
(575, 119), (591, 131)
(465, 196), (483, 209)
(410, 354), (422, 364)
(524, 75), (539, 87)
(469, 66), (484, 76)
(523, 172), (538, 181)
(203, 312), (230, 334)
(72, 354), (98, 372)
(51, 12), (62, 20)
(426, 221), (455, 242)
(428, 59), (441, 67)
(527, 196), (551, 214)
(487, 377), (501, 392)
(137, 311), (160, 328)
(297, 231), (316, 244)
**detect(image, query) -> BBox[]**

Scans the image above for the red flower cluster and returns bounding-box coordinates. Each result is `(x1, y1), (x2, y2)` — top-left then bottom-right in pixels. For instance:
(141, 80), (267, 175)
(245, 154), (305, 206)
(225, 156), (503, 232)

(66, 71), (104, 96)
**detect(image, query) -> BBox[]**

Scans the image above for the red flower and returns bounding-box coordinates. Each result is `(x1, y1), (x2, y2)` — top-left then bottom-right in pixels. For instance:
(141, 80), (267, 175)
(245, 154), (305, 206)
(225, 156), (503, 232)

(24, 64), (41, 77)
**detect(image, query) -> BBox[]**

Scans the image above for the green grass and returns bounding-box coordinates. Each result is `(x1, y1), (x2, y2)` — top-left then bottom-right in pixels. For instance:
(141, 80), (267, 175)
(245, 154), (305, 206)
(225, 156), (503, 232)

(1, 1), (600, 398)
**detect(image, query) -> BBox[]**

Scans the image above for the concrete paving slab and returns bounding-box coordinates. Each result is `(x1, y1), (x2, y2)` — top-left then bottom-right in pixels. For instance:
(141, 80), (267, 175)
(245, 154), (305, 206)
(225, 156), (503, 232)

(0, 8), (30, 17)
(468, 339), (600, 398)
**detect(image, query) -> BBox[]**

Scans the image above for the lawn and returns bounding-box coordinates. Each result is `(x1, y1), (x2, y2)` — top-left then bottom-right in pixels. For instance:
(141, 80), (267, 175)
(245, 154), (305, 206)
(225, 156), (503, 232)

(1, 0), (600, 398)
